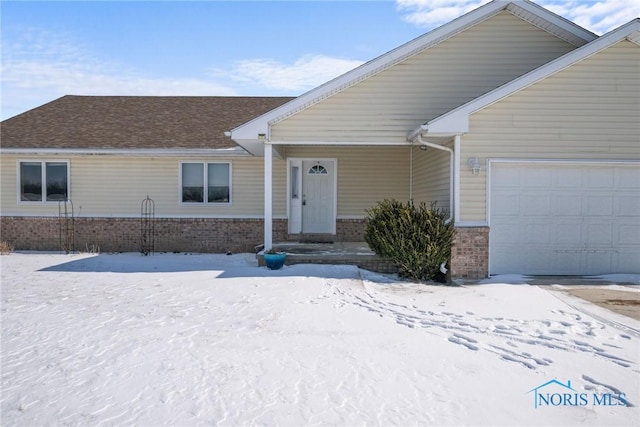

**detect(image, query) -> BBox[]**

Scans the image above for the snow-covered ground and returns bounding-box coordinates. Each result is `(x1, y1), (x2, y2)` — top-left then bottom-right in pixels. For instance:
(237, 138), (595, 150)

(1, 252), (638, 426)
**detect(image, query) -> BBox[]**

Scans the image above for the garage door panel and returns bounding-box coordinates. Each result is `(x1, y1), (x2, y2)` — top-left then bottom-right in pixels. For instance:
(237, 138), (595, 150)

(617, 221), (640, 244)
(554, 252), (583, 275)
(554, 168), (583, 188)
(493, 168), (521, 188)
(492, 246), (553, 274)
(493, 192), (520, 214)
(555, 222), (582, 244)
(585, 195), (613, 216)
(617, 193), (640, 215)
(586, 168), (615, 188)
(523, 194), (551, 215)
(524, 169), (552, 188)
(617, 168), (640, 189)
(524, 223), (552, 244)
(618, 252), (640, 272)
(555, 194), (582, 215)
(584, 252), (613, 275)
(491, 221), (522, 244)
(490, 164), (640, 275)
(584, 222), (613, 245)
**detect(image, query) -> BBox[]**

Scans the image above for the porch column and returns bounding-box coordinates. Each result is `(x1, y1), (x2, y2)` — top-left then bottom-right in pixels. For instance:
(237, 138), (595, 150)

(264, 143), (273, 251)
(453, 134), (461, 223)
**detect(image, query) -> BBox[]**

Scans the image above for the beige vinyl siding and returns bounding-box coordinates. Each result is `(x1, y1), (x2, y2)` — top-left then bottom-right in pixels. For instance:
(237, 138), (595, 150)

(1, 155), (271, 217)
(283, 146), (410, 217)
(459, 40), (640, 221)
(272, 11), (575, 143)
(412, 145), (451, 212)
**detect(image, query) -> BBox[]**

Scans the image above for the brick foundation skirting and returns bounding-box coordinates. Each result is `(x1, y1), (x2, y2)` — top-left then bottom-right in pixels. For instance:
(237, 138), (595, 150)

(0, 216), (269, 254)
(0, 217), (369, 254)
(1, 216), (490, 279)
(451, 226), (489, 279)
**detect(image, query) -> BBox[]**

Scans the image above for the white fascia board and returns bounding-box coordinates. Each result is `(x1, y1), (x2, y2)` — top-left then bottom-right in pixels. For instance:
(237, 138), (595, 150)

(487, 158), (640, 165)
(239, 139), (411, 157)
(508, 1), (596, 46)
(230, 0), (513, 142)
(268, 140), (411, 146)
(423, 19), (640, 135)
(0, 147), (251, 157)
(628, 29), (640, 46)
(407, 124), (466, 140)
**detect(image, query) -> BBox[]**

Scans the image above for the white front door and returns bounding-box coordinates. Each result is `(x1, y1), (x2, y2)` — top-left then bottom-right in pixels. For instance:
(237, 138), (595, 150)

(301, 160), (335, 234)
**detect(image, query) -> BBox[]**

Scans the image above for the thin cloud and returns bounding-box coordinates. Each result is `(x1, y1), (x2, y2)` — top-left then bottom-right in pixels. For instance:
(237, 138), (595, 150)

(1, 26), (237, 119)
(218, 54), (365, 93)
(541, 0), (639, 34)
(397, 0), (491, 28)
(2, 26), (364, 119)
(397, 0), (639, 34)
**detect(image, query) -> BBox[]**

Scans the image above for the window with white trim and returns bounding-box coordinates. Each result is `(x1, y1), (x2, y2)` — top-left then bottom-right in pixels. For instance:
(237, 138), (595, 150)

(18, 161), (69, 202)
(181, 162), (231, 204)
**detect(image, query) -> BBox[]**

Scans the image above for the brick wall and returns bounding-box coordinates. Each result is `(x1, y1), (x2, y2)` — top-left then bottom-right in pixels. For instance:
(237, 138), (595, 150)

(1, 216), (490, 280)
(0, 217), (369, 253)
(1, 216), (267, 254)
(451, 226), (489, 279)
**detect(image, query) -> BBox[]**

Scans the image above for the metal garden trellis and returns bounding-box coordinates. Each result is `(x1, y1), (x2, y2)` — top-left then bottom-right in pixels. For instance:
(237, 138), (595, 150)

(140, 195), (155, 255)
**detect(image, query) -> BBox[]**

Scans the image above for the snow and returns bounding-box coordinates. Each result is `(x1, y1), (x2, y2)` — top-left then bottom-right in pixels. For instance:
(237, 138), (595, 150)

(1, 252), (638, 426)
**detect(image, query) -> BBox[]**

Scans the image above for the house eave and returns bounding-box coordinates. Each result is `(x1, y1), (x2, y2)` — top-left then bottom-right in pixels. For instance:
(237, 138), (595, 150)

(407, 124), (467, 142)
(0, 147), (251, 157)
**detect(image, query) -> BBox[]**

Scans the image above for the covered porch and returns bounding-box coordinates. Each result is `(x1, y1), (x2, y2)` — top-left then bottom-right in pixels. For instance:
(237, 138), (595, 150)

(261, 135), (461, 252)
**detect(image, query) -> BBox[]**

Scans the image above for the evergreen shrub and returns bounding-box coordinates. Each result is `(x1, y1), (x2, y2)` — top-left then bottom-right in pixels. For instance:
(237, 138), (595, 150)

(364, 199), (455, 283)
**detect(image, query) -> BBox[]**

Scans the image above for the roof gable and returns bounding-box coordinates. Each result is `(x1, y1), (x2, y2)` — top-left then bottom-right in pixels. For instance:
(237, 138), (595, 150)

(230, 0), (596, 142)
(270, 11), (578, 145)
(419, 18), (640, 137)
(1, 95), (294, 151)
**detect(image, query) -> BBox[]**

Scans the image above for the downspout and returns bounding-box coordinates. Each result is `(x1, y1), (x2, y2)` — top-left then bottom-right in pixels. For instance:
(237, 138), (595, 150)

(409, 144), (413, 200)
(415, 134), (454, 223)
(453, 134), (461, 224)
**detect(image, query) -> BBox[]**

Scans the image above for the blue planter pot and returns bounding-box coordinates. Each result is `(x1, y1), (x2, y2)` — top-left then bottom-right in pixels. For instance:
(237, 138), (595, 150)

(264, 252), (287, 270)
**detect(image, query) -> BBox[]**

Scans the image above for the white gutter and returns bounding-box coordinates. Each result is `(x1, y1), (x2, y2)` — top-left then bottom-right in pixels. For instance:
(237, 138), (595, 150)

(267, 140), (411, 146)
(415, 134), (454, 223)
(0, 147), (250, 157)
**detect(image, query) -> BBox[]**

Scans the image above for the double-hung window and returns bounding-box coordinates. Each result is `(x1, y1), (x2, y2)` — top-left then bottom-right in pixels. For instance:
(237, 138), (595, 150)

(181, 162), (231, 204)
(19, 160), (69, 202)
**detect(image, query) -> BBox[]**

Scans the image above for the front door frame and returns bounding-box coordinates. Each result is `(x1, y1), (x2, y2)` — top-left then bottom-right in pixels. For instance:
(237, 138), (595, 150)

(287, 157), (338, 235)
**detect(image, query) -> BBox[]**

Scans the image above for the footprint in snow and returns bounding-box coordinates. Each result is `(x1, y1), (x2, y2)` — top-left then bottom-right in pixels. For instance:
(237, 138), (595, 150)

(448, 333), (479, 351)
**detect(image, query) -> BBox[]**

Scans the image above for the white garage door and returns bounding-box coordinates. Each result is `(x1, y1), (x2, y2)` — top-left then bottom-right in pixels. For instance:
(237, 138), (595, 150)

(490, 163), (640, 275)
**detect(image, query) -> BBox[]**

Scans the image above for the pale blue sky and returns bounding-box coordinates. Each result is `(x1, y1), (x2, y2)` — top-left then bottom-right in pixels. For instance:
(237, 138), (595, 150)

(1, 0), (638, 120)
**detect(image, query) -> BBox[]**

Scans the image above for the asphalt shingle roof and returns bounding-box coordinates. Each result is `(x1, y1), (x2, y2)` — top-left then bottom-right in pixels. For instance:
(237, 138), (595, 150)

(0, 95), (294, 150)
